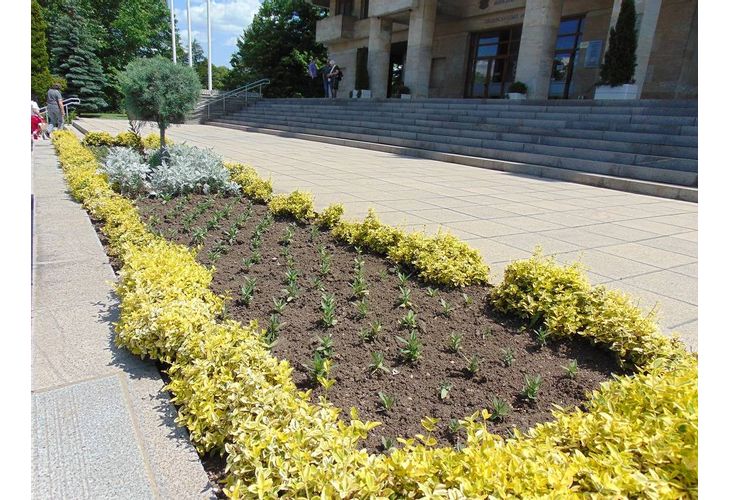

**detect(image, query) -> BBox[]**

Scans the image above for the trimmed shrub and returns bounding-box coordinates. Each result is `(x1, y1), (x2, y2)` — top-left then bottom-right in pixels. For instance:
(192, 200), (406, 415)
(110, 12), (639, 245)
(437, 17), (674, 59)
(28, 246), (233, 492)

(317, 203), (344, 228)
(224, 162), (273, 202)
(269, 190), (316, 222)
(82, 131), (115, 147)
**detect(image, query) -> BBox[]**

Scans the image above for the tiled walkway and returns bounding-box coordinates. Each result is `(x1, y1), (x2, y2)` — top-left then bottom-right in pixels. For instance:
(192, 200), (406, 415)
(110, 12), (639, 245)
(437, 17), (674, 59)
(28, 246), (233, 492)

(76, 118), (698, 350)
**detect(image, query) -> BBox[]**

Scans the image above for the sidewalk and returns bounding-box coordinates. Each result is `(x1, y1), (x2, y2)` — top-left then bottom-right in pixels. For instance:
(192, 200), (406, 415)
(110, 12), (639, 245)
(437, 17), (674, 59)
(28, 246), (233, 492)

(31, 139), (214, 499)
(76, 118), (698, 351)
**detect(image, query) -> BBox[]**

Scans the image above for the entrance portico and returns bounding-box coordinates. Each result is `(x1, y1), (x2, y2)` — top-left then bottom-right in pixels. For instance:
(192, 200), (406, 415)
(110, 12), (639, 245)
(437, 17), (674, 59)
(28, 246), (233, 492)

(311, 0), (697, 100)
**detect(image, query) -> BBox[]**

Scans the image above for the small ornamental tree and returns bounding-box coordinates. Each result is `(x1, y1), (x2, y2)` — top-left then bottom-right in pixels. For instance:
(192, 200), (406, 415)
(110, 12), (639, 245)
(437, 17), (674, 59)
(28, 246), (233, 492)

(119, 56), (201, 151)
(600, 0), (638, 86)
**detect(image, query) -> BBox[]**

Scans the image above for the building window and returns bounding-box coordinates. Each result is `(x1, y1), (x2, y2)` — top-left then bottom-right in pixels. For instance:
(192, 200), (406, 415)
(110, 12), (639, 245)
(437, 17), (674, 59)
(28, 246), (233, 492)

(465, 26), (522, 98)
(335, 0), (354, 16)
(360, 0), (369, 19)
(550, 16), (584, 98)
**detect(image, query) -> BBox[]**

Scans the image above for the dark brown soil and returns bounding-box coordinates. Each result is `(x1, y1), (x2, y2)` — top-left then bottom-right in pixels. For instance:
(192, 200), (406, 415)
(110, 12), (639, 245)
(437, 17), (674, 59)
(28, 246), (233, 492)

(135, 193), (625, 452)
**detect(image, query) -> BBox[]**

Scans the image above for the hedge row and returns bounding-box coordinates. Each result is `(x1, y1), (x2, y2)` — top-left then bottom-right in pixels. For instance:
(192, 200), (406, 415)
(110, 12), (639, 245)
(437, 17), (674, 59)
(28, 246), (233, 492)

(53, 130), (697, 498)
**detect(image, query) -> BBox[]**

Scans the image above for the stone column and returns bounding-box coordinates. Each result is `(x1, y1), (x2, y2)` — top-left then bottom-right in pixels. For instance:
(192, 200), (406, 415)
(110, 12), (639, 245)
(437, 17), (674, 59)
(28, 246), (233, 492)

(404, 0), (437, 98)
(514, 0), (564, 99)
(368, 17), (393, 98)
(637, 0), (663, 96)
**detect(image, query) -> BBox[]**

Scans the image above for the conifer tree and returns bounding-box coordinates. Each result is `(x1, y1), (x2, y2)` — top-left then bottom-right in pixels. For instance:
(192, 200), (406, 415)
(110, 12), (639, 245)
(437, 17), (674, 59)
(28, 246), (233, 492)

(50, 0), (107, 111)
(31, 0), (54, 101)
(600, 0), (638, 86)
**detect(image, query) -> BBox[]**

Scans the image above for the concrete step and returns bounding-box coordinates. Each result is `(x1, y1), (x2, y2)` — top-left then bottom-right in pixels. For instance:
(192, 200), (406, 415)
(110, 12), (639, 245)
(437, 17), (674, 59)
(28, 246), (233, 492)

(215, 117), (697, 186)
(207, 119), (698, 202)
(221, 114), (698, 170)
(253, 103), (698, 126)
(235, 107), (696, 135)
(232, 110), (697, 157)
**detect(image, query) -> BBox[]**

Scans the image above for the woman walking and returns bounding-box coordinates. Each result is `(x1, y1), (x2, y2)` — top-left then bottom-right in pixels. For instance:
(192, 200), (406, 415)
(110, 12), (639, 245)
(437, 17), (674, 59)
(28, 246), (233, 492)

(46, 83), (64, 133)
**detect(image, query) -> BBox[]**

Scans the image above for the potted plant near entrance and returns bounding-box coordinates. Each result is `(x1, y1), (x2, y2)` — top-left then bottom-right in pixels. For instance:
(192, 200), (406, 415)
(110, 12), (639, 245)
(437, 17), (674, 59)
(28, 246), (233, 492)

(507, 81), (528, 100)
(595, 0), (639, 99)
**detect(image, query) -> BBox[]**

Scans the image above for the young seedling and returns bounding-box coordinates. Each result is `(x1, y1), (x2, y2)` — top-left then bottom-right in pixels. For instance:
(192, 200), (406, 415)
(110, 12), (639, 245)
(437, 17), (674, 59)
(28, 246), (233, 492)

(359, 320), (382, 342)
(381, 436), (396, 452)
(440, 298), (455, 318)
(397, 331), (423, 363)
(283, 281), (300, 302)
(438, 381), (453, 401)
(400, 310), (418, 330)
(310, 352), (333, 384)
(281, 225), (295, 246)
(481, 326), (493, 340)
(522, 374), (543, 402)
(463, 354), (480, 377)
(462, 293), (473, 306)
(396, 269), (411, 287)
(310, 224), (320, 242)
(425, 287), (439, 298)
(264, 314), (284, 345)
(355, 299), (369, 319)
(534, 326), (551, 348)
(315, 333), (334, 359)
(310, 276), (325, 292)
(353, 255), (365, 272)
(319, 249), (332, 276)
(448, 332), (463, 353)
(223, 226), (239, 245)
(397, 286), (413, 309)
(320, 292), (337, 327)
(562, 359), (579, 379)
(368, 352), (389, 376)
(285, 268), (299, 287)
(501, 348), (515, 367)
(350, 276), (369, 299)
(240, 277), (257, 306)
(378, 269), (388, 281)
(272, 297), (287, 314)
(378, 391), (395, 412)
(447, 419), (462, 434)
(489, 397), (511, 422)
(191, 227), (207, 245)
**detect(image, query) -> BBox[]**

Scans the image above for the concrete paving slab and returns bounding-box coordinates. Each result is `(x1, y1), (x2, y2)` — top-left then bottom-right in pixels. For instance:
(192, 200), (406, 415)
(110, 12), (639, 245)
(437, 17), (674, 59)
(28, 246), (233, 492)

(32, 375), (156, 500)
(621, 269), (698, 306)
(552, 250), (661, 280)
(598, 242), (696, 268)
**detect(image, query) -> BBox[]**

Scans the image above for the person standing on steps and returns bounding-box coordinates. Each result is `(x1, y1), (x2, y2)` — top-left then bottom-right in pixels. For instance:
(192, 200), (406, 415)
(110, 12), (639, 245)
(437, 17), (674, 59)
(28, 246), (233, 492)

(327, 60), (342, 99)
(321, 60), (332, 98)
(46, 83), (64, 133)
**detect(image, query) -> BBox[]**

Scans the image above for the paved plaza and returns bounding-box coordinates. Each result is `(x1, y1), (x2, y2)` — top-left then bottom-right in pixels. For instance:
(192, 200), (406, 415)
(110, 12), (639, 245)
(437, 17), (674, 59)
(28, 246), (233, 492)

(76, 118), (698, 350)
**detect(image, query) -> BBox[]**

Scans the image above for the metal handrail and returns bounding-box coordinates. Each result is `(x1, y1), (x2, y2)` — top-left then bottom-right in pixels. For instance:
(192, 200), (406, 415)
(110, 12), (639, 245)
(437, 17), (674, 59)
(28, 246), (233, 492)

(39, 97), (81, 117)
(198, 79), (270, 119)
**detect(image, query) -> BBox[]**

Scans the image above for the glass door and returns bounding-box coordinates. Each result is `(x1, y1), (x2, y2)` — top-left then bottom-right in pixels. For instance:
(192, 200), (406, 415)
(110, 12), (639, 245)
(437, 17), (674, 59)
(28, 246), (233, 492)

(466, 27), (521, 98)
(550, 17), (584, 98)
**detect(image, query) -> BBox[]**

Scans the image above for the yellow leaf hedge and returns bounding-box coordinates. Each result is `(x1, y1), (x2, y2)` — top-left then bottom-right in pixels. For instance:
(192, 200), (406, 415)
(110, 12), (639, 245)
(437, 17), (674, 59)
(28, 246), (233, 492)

(53, 130), (697, 499)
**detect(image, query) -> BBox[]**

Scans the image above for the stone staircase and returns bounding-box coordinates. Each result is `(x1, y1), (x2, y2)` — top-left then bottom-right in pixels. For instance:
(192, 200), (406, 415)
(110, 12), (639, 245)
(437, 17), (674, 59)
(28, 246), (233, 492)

(207, 98), (698, 201)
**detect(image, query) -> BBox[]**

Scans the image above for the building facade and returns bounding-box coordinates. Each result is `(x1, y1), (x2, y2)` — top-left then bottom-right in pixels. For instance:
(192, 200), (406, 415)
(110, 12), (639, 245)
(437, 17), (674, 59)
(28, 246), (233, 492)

(308, 0), (697, 100)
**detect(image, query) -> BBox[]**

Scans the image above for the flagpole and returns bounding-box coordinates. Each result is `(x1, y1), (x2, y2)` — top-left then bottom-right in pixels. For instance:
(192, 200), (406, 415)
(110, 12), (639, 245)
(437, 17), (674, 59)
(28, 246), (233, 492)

(186, 0), (193, 67)
(207, 0), (212, 91)
(170, 0), (177, 63)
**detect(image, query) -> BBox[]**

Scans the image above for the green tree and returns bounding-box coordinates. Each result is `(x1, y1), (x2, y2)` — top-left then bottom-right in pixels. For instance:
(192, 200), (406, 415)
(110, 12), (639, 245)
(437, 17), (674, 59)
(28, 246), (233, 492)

(119, 56), (201, 148)
(228, 0), (327, 97)
(31, 0), (54, 101)
(600, 0), (638, 86)
(183, 39), (233, 91)
(50, 0), (108, 111)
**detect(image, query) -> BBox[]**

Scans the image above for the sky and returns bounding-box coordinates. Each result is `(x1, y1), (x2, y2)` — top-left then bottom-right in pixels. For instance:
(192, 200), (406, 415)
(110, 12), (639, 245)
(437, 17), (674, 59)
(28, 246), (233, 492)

(171, 0), (263, 68)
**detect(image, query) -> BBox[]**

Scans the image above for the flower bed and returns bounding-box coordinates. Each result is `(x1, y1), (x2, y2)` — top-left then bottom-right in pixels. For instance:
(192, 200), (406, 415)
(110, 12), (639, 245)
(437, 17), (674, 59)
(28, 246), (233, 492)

(52, 130), (697, 498)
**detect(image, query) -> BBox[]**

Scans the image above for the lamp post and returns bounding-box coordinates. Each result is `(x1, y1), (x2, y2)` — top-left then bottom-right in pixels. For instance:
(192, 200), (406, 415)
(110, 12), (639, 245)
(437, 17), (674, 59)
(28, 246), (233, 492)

(187, 0), (193, 67)
(207, 0), (212, 91)
(170, 0), (177, 64)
